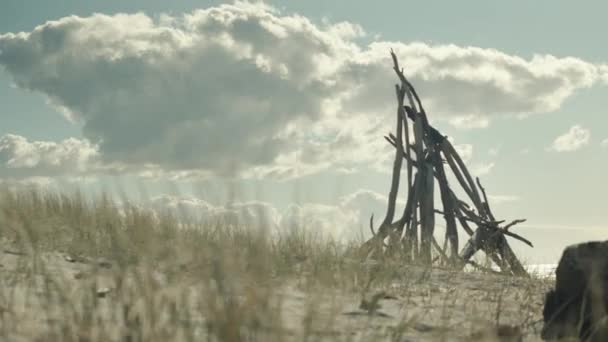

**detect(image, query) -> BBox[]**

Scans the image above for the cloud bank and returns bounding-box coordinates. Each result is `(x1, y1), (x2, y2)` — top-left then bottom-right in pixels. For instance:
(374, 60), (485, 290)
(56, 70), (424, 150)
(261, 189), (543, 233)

(0, 2), (606, 179)
(0, 134), (99, 178)
(147, 188), (401, 240)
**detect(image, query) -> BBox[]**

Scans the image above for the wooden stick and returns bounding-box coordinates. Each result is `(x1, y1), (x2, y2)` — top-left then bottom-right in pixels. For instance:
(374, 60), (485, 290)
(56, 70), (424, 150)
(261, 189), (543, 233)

(419, 157), (435, 264)
(447, 190), (475, 236)
(432, 149), (459, 260)
(441, 140), (486, 217)
(380, 84), (406, 229)
(412, 196), (419, 260)
(456, 214), (475, 237)
(368, 214), (390, 248)
(404, 91), (414, 198)
(431, 236), (450, 265)
(503, 219), (526, 231)
(390, 49), (429, 129)
(458, 203), (504, 226)
(441, 143), (476, 204)
(458, 225), (507, 273)
(394, 172), (420, 234)
(496, 234), (528, 277)
(384, 136), (420, 168)
(466, 260), (504, 275)
(476, 177), (496, 222)
(501, 230), (534, 248)
(401, 171), (423, 259)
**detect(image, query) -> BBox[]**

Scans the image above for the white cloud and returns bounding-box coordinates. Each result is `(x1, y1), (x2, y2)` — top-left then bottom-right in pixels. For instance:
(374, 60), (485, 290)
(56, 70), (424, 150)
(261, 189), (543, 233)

(448, 115), (490, 129)
(0, 176), (54, 188)
(445, 137), (474, 162)
(345, 42), (604, 126)
(471, 162), (495, 176)
(601, 138), (608, 148)
(339, 188), (407, 226)
(0, 134), (100, 178)
(280, 203), (359, 240)
(145, 188), (404, 241)
(453, 143), (474, 162)
(0, 3), (605, 179)
(149, 194), (281, 228)
(550, 125), (591, 152)
(600, 65), (608, 83)
(487, 194), (520, 204)
(488, 147), (500, 156)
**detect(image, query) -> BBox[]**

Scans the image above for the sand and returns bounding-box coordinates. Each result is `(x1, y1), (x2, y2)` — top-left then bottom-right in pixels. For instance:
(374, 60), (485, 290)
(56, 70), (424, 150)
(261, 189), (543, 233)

(0, 243), (557, 342)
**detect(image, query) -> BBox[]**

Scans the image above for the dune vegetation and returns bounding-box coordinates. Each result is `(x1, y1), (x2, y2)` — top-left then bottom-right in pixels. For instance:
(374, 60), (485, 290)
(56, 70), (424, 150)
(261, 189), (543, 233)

(0, 186), (553, 341)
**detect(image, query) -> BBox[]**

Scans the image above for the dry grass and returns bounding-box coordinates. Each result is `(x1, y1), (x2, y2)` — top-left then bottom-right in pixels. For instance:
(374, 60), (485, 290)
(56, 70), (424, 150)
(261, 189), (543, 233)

(0, 186), (553, 341)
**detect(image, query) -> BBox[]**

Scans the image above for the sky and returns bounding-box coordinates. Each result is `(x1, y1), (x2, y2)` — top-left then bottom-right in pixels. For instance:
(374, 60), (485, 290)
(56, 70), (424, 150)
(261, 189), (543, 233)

(0, 0), (607, 264)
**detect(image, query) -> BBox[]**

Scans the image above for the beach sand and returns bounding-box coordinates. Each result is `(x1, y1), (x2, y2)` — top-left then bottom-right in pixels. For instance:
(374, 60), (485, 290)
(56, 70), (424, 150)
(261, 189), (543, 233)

(0, 243), (554, 341)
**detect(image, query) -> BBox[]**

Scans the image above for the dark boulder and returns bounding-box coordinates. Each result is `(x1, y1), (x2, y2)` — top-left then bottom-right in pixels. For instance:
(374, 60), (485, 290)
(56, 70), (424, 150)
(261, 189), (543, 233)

(542, 241), (608, 341)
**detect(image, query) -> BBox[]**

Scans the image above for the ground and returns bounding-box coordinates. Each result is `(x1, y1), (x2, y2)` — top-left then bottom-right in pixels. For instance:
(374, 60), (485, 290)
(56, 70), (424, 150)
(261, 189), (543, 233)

(0, 239), (553, 341)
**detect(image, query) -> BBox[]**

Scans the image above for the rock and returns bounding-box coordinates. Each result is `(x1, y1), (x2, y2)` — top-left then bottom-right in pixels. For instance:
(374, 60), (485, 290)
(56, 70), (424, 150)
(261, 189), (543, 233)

(541, 241), (608, 341)
(413, 322), (434, 333)
(73, 271), (87, 280)
(96, 287), (112, 298)
(63, 255), (76, 263)
(96, 258), (112, 269)
(471, 325), (523, 342)
(3, 249), (25, 256)
(496, 325), (523, 342)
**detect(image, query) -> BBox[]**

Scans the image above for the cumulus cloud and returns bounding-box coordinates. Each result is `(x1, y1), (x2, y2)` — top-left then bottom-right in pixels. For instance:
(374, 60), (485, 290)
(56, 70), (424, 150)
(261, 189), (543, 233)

(0, 176), (54, 189)
(279, 203), (359, 240)
(0, 134), (100, 178)
(601, 138), (608, 148)
(0, 2), (606, 179)
(550, 125), (591, 152)
(149, 194), (281, 228)
(342, 42), (606, 123)
(488, 146), (500, 157)
(339, 188), (407, 226)
(487, 194), (520, 204)
(452, 143), (474, 163)
(146, 194), (352, 240)
(448, 115), (490, 129)
(471, 162), (495, 176)
(146, 187), (402, 240)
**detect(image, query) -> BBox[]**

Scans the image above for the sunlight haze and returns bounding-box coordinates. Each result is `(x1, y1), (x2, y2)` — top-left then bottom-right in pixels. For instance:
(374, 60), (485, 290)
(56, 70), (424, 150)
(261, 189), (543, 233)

(1, 0), (607, 264)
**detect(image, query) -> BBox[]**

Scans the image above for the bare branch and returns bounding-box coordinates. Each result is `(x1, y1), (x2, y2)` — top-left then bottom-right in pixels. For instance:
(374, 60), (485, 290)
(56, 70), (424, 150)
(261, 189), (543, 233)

(503, 219), (526, 231)
(476, 177), (496, 222)
(502, 230), (534, 248)
(369, 214), (377, 237)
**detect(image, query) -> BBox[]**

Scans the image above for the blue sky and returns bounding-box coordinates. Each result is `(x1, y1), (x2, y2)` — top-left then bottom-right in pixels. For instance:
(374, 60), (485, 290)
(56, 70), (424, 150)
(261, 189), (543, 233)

(0, 1), (607, 263)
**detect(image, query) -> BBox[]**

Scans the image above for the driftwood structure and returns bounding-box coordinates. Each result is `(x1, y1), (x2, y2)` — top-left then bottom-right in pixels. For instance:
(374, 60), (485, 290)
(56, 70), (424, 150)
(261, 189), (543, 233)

(360, 51), (532, 276)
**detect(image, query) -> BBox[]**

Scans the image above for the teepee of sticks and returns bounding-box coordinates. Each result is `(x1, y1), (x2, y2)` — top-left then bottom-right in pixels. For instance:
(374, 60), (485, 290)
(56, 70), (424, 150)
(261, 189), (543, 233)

(360, 51), (532, 276)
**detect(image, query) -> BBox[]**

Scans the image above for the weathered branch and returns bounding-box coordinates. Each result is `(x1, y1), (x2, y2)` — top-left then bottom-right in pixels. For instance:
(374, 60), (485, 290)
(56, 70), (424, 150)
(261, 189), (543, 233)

(380, 84), (406, 230)
(476, 177), (496, 222)
(504, 219), (526, 231)
(419, 156), (435, 264)
(502, 230), (534, 248)
(390, 49), (428, 128)
(369, 214), (390, 248)
(431, 236), (450, 265)
(432, 149), (459, 260)
(384, 135), (420, 168)
(441, 141), (486, 217)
